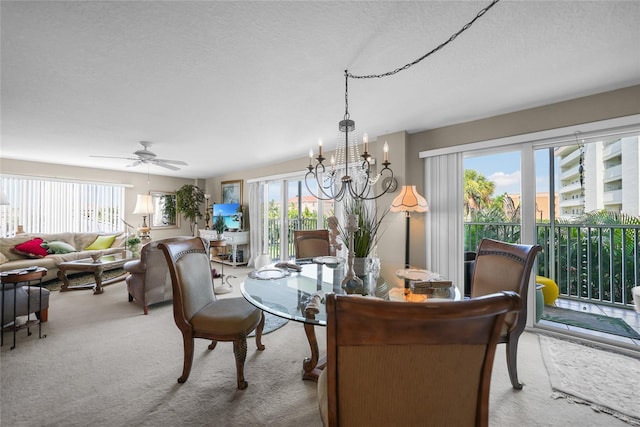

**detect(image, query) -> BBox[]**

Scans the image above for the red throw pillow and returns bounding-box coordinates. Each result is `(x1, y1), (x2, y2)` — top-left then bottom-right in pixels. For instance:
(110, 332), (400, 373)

(12, 237), (49, 258)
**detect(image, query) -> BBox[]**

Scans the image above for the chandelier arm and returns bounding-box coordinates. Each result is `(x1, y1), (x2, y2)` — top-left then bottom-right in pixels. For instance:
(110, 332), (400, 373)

(347, 0), (500, 80)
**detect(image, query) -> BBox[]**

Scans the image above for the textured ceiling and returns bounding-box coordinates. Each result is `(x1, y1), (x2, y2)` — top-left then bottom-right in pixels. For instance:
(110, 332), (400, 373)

(1, 1), (639, 179)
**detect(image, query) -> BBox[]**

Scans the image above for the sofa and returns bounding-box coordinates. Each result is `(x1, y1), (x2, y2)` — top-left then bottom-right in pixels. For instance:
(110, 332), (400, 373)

(0, 232), (126, 282)
(123, 236), (193, 315)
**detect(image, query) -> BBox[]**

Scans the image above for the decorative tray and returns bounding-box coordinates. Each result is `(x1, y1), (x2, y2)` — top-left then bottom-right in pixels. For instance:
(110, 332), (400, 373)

(312, 256), (345, 268)
(248, 268), (291, 280)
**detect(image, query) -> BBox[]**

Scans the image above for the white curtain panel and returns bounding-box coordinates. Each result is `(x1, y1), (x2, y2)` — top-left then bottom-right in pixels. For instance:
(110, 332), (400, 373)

(247, 181), (263, 267)
(423, 152), (464, 293)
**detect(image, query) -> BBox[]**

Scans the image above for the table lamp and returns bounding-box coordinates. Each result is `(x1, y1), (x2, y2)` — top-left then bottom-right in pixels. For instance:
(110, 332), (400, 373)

(133, 194), (155, 241)
(391, 185), (429, 289)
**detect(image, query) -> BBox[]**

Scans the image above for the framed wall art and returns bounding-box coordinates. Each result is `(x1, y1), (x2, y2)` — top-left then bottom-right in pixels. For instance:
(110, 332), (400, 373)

(221, 180), (243, 205)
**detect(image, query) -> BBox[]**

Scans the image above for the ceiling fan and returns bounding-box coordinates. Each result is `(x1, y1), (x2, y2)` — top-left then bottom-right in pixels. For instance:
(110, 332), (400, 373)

(90, 141), (188, 171)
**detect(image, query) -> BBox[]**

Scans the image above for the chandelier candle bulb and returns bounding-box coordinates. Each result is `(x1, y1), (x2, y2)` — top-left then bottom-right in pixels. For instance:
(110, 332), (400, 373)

(363, 133), (369, 153)
(383, 142), (389, 162)
(309, 150), (313, 167)
(318, 140), (323, 156)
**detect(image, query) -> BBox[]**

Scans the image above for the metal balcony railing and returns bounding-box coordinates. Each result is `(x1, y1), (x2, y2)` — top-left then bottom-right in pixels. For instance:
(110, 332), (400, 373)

(465, 222), (640, 310)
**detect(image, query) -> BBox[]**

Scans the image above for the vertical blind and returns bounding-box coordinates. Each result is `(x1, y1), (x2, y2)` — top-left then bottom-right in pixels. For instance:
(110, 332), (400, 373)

(0, 176), (125, 236)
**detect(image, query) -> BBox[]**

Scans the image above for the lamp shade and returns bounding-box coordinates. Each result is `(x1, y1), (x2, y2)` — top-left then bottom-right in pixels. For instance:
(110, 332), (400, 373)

(133, 194), (155, 215)
(0, 188), (9, 206)
(390, 185), (429, 213)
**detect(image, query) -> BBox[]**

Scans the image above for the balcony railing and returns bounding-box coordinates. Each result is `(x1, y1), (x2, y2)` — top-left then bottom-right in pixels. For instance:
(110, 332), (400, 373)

(465, 221), (640, 310)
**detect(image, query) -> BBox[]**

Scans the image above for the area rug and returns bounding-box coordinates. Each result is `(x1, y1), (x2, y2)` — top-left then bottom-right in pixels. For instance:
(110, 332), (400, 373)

(540, 335), (640, 426)
(542, 305), (640, 339)
(43, 268), (127, 291)
(249, 301), (290, 336)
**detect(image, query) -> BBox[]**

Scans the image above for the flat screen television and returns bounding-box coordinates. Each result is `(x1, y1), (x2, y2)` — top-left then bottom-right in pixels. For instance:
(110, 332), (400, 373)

(212, 203), (241, 230)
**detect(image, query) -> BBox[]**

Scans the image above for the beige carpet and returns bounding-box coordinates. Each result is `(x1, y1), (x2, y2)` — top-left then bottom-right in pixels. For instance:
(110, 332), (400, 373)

(0, 272), (634, 427)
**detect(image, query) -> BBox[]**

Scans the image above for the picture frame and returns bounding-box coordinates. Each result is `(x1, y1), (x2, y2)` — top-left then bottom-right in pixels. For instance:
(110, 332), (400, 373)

(149, 191), (180, 229)
(221, 180), (243, 205)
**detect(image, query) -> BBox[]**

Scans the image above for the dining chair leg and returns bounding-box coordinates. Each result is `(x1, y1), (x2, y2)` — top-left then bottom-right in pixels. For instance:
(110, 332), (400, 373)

(178, 333), (195, 384)
(506, 339), (523, 390)
(233, 338), (248, 390)
(254, 311), (266, 351)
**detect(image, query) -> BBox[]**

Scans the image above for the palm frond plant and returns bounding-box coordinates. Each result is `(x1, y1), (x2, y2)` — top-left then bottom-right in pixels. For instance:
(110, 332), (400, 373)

(337, 197), (389, 258)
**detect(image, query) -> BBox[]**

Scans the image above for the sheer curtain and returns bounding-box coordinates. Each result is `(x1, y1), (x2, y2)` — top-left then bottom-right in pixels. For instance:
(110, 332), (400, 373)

(423, 153), (464, 292)
(247, 181), (263, 267)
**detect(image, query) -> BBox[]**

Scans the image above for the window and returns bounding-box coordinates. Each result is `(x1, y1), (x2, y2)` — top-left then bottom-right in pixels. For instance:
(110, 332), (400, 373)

(0, 176), (125, 236)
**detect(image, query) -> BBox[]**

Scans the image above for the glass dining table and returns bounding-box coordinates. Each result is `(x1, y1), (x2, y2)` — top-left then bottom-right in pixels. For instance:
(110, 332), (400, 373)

(240, 260), (460, 381)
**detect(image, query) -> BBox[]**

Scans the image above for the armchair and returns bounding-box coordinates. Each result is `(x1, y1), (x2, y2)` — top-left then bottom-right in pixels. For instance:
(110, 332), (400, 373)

(123, 237), (191, 315)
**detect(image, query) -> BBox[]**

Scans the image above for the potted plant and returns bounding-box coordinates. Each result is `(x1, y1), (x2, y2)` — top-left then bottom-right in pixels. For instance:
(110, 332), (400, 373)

(126, 236), (142, 257)
(336, 198), (389, 294)
(213, 214), (226, 240)
(176, 184), (205, 235)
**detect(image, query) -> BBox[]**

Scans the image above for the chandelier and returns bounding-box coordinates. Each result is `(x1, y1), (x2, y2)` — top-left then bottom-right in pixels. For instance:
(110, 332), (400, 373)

(304, 0), (500, 202)
(305, 71), (394, 201)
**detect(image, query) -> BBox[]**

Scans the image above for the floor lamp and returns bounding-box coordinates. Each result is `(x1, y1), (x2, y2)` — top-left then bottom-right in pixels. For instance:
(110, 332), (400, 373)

(391, 185), (429, 289)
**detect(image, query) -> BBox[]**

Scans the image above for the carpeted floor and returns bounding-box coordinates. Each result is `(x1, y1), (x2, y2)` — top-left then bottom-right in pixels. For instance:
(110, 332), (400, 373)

(1, 275), (636, 427)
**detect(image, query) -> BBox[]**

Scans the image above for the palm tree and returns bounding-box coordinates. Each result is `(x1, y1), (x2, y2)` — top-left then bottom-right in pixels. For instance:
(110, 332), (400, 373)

(464, 169), (496, 219)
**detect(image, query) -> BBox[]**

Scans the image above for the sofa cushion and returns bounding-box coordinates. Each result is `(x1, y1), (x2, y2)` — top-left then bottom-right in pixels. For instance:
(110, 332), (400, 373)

(85, 235), (117, 250)
(42, 240), (77, 254)
(0, 252), (8, 265)
(12, 238), (49, 258)
(1, 236), (33, 261)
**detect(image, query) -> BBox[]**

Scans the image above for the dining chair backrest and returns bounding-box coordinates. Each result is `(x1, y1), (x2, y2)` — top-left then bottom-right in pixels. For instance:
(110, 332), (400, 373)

(160, 237), (215, 324)
(318, 291), (522, 427)
(293, 229), (332, 259)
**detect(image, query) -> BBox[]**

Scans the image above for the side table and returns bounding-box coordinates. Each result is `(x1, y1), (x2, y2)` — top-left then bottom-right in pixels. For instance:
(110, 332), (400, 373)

(1, 267), (48, 349)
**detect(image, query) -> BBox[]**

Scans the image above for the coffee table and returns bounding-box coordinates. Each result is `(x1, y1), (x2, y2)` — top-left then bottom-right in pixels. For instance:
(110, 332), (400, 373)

(58, 252), (132, 294)
(241, 262), (460, 381)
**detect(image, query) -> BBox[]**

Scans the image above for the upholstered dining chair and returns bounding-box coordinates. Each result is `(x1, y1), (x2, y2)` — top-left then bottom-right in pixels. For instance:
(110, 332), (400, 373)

(470, 238), (542, 390)
(158, 237), (265, 390)
(293, 229), (333, 259)
(318, 291), (522, 427)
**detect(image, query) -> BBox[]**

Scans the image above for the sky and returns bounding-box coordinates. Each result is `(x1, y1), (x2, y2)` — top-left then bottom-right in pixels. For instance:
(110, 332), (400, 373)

(464, 149), (552, 196)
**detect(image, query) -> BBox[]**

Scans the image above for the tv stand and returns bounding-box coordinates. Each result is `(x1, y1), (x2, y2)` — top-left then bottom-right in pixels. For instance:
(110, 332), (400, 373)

(199, 230), (249, 267)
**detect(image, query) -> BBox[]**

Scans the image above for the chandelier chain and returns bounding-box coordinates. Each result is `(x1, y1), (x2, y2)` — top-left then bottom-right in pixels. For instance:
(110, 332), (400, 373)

(347, 0), (500, 80)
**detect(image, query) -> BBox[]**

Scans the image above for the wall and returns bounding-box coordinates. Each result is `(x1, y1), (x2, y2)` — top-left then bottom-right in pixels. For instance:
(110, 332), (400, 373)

(0, 158), (197, 239)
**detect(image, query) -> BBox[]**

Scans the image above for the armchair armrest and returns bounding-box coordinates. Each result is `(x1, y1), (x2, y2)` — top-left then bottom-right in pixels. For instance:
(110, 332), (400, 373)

(123, 259), (145, 274)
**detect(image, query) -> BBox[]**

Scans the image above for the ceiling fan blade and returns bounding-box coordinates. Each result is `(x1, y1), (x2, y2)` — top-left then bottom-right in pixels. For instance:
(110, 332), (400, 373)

(126, 160), (142, 168)
(154, 158), (188, 166)
(153, 161), (180, 171)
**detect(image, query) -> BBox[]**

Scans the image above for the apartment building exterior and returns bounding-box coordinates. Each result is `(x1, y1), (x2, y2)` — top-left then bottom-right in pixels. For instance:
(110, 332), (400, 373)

(555, 136), (639, 217)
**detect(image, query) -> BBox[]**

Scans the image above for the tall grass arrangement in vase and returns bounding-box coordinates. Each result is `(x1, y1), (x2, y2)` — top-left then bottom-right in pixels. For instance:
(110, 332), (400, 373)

(337, 198), (389, 258)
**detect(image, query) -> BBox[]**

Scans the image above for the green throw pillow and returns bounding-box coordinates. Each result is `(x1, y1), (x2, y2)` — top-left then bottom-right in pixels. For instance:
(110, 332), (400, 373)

(42, 240), (77, 254)
(85, 235), (117, 250)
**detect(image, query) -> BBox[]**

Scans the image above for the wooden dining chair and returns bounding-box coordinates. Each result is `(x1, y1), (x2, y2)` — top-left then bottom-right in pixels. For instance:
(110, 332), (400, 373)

(318, 291), (521, 427)
(158, 237), (265, 390)
(293, 229), (333, 259)
(470, 238), (542, 389)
